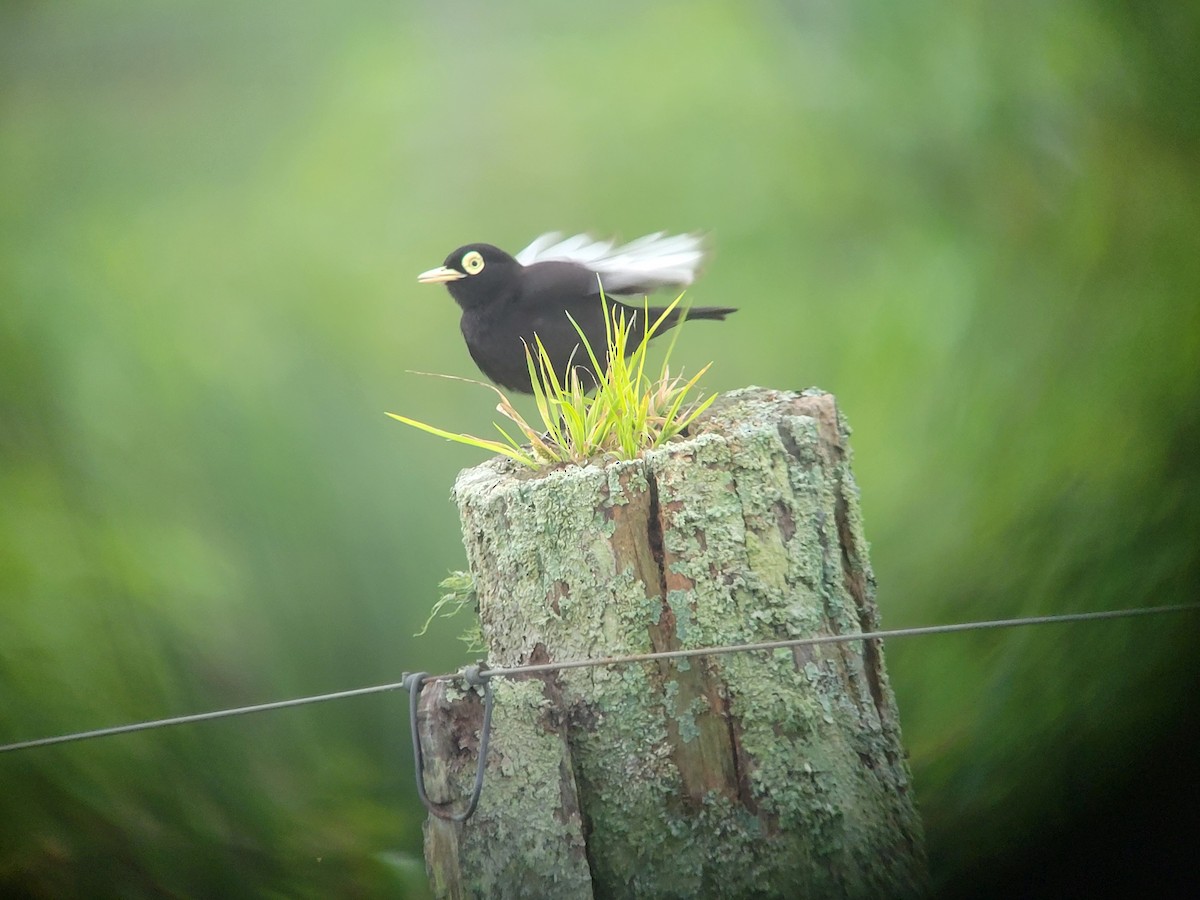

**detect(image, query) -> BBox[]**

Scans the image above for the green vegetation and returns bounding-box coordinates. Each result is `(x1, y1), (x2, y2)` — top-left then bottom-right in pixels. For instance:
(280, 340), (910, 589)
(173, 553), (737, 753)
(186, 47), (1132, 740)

(415, 571), (482, 655)
(388, 295), (715, 468)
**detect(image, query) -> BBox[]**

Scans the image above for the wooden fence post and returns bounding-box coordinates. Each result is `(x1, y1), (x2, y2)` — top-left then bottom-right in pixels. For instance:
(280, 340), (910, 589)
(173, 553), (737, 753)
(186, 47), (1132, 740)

(420, 387), (928, 898)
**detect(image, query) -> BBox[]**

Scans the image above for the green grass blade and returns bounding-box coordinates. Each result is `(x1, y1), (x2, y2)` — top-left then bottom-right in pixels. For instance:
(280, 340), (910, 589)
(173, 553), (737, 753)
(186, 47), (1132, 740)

(386, 413), (538, 467)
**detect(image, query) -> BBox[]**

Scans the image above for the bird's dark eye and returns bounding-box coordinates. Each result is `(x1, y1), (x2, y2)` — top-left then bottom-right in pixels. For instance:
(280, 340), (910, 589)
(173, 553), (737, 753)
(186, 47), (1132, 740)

(462, 251), (485, 275)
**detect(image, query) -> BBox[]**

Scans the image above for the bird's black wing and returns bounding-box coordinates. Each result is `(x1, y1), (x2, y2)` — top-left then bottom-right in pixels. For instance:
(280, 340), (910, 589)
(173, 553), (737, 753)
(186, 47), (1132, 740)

(514, 261), (615, 380)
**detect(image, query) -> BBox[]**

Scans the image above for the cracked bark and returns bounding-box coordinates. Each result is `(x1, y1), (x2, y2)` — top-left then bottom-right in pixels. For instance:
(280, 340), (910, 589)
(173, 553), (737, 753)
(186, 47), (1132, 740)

(423, 387), (928, 899)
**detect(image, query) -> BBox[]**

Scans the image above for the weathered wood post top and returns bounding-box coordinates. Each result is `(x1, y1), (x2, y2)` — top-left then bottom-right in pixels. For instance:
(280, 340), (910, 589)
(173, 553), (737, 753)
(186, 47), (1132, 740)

(423, 387), (928, 899)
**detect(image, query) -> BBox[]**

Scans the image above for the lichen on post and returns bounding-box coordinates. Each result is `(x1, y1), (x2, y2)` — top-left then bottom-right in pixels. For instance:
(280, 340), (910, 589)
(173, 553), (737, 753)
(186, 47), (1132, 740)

(421, 387), (928, 899)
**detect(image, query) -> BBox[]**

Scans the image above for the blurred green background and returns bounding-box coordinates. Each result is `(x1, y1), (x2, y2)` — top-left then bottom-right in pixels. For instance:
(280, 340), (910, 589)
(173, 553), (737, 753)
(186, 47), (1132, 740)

(2, 1), (1197, 896)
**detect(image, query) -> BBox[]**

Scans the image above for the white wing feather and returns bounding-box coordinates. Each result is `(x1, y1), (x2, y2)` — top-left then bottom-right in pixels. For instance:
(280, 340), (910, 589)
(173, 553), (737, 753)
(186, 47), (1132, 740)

(515, 231), (705, 295)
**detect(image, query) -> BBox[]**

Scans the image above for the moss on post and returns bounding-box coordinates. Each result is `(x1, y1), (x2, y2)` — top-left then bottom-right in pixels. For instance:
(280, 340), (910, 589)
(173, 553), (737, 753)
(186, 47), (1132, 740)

(421, 387), (928, 898)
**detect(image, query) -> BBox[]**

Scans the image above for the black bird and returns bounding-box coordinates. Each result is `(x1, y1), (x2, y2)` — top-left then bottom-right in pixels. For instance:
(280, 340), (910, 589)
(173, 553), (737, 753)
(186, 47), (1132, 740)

(418, 232), (736, 393)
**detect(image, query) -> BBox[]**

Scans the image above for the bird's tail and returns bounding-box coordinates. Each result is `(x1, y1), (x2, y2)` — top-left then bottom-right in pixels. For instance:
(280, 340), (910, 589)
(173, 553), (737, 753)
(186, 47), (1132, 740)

(650, 304), (738, 327)
(677, 305), (737, 322)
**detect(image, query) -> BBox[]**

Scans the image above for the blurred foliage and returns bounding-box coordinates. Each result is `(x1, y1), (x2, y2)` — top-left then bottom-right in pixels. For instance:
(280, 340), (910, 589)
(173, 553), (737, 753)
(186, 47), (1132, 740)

(1, 0), (1196, 896)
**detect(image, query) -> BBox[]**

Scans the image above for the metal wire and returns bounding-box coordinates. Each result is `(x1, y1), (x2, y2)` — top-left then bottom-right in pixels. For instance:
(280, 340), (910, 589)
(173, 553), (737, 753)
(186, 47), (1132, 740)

(472, 604), (1200, 681)
(0, 681), (413, 753)
(2, 602), (1196, 755)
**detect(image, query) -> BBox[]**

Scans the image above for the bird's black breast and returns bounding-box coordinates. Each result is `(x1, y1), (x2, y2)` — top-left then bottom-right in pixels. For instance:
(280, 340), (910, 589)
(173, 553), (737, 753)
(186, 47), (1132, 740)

(458, 260), (609, 392)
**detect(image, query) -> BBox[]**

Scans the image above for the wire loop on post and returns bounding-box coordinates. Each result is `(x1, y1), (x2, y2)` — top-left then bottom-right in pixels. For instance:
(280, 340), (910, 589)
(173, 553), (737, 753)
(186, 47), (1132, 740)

(404, 670), (494, 823)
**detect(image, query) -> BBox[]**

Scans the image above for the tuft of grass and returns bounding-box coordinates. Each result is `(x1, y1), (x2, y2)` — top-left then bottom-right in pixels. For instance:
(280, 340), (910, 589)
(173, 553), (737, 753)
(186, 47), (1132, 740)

(387, 292), (717, 469)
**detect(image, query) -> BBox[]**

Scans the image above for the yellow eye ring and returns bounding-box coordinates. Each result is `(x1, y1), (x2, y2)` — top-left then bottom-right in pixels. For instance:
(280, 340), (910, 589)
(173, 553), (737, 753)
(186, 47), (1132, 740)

(462, 251), (485, 274)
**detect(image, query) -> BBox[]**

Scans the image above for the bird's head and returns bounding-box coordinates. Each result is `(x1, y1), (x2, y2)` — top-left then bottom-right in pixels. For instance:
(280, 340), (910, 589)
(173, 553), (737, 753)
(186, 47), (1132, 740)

(417, 243), (521, 310)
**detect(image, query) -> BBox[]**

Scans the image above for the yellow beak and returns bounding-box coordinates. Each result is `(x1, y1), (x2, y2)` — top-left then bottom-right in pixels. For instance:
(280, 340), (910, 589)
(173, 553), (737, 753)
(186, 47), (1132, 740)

(417, 266), (466, 284)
